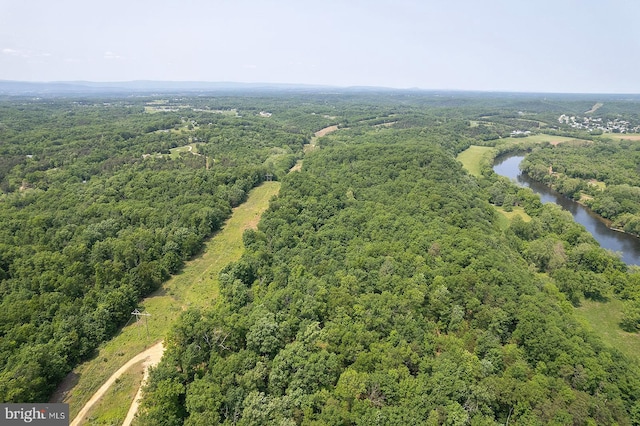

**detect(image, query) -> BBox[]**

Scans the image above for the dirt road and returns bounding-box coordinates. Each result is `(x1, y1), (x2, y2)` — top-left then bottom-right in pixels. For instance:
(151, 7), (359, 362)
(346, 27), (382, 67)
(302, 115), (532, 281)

(70, 342), (164, 426)
(314, 125), (339, 138)
(290, 125), (340, 172)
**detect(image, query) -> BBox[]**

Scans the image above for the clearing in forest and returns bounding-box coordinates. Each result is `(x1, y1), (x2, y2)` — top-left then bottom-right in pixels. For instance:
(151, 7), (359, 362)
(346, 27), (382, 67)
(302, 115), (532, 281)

(169, 143), (201, 159)
(291, 125), (340, 172)
(79, 361), (145, 426)
(456, 145), (494, 178)
(495, 206), (532, 227)
(70, 343), (163, 426)
(500, 133), (585, 146)
(55, 181), (281, 423)
(606, 134), (640, 141)
(575, 298), (640, 362)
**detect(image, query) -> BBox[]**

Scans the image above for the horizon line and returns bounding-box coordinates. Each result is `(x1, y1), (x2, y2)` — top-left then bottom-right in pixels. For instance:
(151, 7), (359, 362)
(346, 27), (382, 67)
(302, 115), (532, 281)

(1, 79), (640, 96)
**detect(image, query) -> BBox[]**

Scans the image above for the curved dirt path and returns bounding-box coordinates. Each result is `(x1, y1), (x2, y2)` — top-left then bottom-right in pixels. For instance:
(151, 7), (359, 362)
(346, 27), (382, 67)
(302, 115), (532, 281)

(121, 343), (164, 426)
(290, 125), (339, 172)
(70, 342), (164, 426)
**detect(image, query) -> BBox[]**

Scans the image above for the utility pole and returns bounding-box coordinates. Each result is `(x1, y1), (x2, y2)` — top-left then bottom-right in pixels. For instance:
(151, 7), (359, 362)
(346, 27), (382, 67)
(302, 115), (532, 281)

(131, 309), (151, 338)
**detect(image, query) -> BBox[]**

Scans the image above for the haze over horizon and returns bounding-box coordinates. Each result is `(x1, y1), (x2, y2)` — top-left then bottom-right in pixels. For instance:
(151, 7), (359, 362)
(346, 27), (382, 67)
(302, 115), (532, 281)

(1, 0), (639, 94)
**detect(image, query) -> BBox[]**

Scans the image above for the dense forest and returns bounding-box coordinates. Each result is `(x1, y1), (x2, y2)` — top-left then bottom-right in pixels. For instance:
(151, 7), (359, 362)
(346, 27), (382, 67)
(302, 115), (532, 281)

(0, 96), (329, 401)
(138, 129), (640, 424)
(2, 92), (640, 424)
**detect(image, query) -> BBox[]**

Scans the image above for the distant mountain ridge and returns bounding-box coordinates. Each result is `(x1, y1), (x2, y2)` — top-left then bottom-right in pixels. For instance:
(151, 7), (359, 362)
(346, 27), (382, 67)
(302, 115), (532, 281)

(2, 80), (640, 99)
(0, 80), (350, 96)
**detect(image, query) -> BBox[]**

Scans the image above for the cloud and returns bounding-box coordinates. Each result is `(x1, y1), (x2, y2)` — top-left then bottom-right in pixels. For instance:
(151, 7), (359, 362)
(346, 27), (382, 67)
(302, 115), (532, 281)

(104, 51), (124, 60)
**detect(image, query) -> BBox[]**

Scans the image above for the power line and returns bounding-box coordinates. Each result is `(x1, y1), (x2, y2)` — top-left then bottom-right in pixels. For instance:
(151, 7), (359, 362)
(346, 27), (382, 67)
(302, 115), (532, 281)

(131, 309), (151, 338)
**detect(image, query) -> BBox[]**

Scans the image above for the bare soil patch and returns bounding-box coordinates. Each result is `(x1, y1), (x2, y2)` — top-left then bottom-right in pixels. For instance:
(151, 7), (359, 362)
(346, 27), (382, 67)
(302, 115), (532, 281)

(314, 125), (339, 138)
(585, 102), (604, 114)
(610, 134), (640, 141)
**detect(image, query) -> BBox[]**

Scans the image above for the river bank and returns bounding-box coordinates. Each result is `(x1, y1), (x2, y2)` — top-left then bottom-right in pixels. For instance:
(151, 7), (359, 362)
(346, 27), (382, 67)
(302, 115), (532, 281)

(493, 153), (640, 266)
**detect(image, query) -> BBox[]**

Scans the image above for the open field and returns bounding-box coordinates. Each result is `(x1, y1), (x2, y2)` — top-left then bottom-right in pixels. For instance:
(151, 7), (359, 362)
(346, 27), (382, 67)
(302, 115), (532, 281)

(587, 179), (606, 190)
(456, 145), (494, 177)
(498, 133), (585, 146)
(144, 106), (178, 114)
(575, 298), (640, 361)
(495, 206), (531, 227)
(314, 125), (339, 138)
(604, 134), (640, 141)
(56, 181), (281, 419)
(193, 108), (238, 116)
(144, 103), (190, 114)
(169, 143), (199, 159)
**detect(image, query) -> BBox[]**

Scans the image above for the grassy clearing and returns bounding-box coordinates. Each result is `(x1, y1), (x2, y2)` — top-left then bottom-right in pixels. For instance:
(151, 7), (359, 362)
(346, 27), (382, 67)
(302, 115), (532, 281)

(81, 361), (145, 425)
(469, 120), (494, 128)
(456, 146), (494, 178)
(587, 179), (606, 190)
(575, 298), (640, 361)
(495, 206), (531, 228)
(61, 182), (281, 419)
(498, 134), (582, 146)
(194, 108), (238, 116)
(169, 144), (198, 159)
(604, 134), (640, 141)
(303, 144), (319, 154)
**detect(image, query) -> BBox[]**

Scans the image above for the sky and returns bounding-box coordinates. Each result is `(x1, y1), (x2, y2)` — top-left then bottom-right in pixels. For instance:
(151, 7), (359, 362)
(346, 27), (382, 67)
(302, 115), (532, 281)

(1, 0), (639, 93)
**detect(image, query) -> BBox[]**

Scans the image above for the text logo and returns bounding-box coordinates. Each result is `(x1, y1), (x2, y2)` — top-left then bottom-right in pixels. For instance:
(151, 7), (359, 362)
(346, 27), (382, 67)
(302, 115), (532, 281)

(1, 404), (68, 425)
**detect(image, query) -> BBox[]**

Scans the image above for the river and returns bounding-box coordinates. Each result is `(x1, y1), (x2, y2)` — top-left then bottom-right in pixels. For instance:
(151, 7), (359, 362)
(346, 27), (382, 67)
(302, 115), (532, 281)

(493, 154), (640, 266)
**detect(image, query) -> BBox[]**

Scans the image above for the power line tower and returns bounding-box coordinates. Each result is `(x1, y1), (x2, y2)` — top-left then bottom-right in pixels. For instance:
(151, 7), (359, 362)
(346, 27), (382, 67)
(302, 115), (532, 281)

(131, 309), (151, 338)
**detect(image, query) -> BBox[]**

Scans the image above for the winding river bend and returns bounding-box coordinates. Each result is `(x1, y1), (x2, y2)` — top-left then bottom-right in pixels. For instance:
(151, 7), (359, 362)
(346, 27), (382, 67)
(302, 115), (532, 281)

(494, 154), (640, 266)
